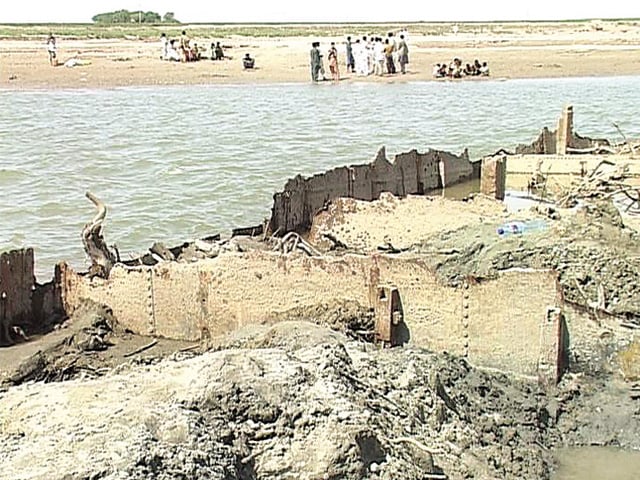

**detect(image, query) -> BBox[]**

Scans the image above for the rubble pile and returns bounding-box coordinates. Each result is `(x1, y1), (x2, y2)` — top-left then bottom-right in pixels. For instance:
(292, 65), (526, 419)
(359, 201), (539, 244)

(417, 201), (640, 324)
(1, 321), (564, 480)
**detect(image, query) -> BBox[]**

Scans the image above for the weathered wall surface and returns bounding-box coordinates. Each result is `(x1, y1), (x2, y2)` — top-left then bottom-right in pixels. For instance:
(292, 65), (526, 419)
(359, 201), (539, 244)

(480, 155), (506, 200)
(505, 154), (640, 190)
(60, 251), (564, 381)
(515, 106), (610, 155)
(269, 146), (474, 234)
(0, 249), (35, 345)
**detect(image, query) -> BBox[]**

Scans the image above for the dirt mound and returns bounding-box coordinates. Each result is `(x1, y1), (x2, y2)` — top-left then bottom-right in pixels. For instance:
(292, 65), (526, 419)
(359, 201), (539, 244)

(417, 201), (640, 322)
(0, 321), (562, 480)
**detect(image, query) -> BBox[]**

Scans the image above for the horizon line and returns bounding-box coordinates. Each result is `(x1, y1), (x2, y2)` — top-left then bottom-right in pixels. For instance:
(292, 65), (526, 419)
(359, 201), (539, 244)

(2, 17), (640, 26)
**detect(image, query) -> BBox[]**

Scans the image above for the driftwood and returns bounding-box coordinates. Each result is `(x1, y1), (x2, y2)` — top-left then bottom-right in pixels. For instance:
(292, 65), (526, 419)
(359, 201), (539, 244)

(123, 339), (158, 358)
(81, 192), (117, 278)
(272, 232), (321, 256)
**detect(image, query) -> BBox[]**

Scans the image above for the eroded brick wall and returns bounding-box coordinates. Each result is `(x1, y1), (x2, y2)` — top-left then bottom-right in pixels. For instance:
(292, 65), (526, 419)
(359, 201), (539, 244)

(269, 146), (474, 234)
(0, 249), (35, 345)
(59, 252), (564, 381)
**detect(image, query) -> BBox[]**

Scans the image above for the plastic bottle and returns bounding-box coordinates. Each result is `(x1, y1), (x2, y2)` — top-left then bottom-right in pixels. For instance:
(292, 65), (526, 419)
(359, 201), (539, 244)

(497, 219), (547, 237)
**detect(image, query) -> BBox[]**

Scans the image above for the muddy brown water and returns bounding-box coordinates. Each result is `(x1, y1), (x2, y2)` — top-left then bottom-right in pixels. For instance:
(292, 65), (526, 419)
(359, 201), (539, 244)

(553, 447), (640, 479)
(1, 78), (639, 280)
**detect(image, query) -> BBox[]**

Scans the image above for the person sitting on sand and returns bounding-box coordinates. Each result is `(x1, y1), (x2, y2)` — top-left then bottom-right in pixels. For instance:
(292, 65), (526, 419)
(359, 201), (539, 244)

(46, 33), (57, 66)
(63, 51), (91, 68)
(167, 40), (181, 62)
(464, 63), (474, 76)
(474, 59), (482, 75)
(243, 53), (255, 69)
(191, 43), (201, 61)
(449, 58), (463, 78)
(480, 62), (490, 76)
(214, 42), (225, 60)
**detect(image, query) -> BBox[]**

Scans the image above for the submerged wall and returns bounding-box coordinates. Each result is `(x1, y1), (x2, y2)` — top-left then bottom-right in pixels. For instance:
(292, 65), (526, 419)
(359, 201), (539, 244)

(59, 251), (565, 383)
(269, 146), (474, 234)
(0, 249), (34, 345)
(0, 248), (64, 345)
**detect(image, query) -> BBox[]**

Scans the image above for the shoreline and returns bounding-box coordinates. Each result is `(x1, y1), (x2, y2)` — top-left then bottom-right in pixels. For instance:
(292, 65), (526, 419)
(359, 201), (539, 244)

(3, 72), (640, 94)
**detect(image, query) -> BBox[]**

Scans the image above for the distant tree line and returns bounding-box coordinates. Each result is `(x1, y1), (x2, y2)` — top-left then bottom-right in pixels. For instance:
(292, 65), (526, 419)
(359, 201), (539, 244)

(92, 10), (179, 24)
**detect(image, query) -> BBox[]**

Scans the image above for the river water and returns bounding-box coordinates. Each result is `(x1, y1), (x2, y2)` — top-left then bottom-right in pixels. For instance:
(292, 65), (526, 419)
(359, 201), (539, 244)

(1, 76), (639, 280)
(553, 447), (640, 479)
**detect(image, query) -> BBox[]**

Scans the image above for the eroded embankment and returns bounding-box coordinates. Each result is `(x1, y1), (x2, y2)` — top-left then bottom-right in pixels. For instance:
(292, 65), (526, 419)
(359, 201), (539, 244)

(1, 321), (561, 480)
(420, 202), (640, 324)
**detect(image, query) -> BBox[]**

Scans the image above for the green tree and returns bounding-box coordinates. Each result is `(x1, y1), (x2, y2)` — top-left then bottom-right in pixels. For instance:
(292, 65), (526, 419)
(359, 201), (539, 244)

(92, 9), (170, 24)
(163, 12), (179, 23)
(92, 10), (131, 23)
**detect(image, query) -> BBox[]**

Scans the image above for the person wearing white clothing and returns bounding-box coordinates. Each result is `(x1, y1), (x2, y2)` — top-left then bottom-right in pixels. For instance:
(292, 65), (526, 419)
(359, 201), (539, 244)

(160, 33), (168, 60)
(373, 38), (385, 76)
(354, 39), (368, 76)
(46, 33), (57, 66)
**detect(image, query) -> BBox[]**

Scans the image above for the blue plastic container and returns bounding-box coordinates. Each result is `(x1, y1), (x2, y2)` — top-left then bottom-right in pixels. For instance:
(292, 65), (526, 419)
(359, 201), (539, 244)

(497, 219), (547, 237)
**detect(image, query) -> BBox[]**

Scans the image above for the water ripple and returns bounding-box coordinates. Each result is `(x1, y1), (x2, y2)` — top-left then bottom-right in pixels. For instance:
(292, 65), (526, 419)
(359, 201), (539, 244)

(1, 77), (639, 280)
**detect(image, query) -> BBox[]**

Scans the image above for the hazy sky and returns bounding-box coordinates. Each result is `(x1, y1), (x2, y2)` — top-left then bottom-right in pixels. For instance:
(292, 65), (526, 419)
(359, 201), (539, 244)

(3, 0), (637, 23)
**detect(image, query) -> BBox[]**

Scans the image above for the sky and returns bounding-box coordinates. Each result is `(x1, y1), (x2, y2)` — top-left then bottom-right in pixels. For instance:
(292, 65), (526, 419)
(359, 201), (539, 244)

(2, 0), (638, 24)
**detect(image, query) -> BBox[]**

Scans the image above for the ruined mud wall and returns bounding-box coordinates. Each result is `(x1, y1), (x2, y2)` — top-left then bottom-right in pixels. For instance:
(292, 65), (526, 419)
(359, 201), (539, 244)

(515, 129), (609, 155)
(515, 106), (610, 155)
(0, 249), (35, 345)
(505, 154), (640, 190)
(60, 252), (564, 382)
(269, 146), (473, 234)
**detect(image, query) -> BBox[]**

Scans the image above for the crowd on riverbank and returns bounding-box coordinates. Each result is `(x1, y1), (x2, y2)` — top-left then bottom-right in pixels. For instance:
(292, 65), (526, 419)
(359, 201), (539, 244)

(15, 21), (639, 90)
(309, 31), (410, 82)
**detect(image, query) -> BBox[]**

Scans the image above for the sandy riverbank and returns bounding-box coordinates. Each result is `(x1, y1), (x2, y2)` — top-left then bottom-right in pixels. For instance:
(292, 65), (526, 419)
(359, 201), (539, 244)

(1, 20), (640, 89)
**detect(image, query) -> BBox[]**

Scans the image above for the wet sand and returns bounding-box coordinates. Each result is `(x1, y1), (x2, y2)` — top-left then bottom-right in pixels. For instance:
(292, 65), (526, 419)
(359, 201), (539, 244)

(1, 20), (640, 89)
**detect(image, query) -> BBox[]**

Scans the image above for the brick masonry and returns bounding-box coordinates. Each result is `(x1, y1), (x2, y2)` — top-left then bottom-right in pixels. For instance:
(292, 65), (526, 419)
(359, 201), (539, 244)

(59, 252), (566, 383)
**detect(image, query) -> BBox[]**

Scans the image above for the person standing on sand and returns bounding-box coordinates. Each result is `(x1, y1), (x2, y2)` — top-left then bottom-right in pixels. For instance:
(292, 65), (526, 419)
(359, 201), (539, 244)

(397, 34), (409, 74)
(384, 38), (395, 75)
(180, 30), (190, 62)
(373, 37), (385, 76)
(310, 42), (322, 82)
(387, 32), (397, 74)
(160, 33), (168, 60)
(345, 36), (355, 73)
(46, 33), (57, 66)
(328, 42), (340, 82)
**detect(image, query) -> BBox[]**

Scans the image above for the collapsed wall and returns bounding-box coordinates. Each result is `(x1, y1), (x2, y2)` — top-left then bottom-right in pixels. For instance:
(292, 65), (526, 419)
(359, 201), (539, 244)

(0, 249), (35, 346)
(58, 250), (566, 384)
(515, 105), (610, 155)
(269, 146), (475, 234)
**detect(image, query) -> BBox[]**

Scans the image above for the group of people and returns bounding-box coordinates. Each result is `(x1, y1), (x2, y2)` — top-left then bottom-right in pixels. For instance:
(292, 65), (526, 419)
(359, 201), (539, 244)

(346, 33), (409, 77)
(160, 31), (205, 62)
(310, 31), (410, 82)
(159, 31), (254, 69)
(45, 33), (91, 68)
(433, 58), (490, 78)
